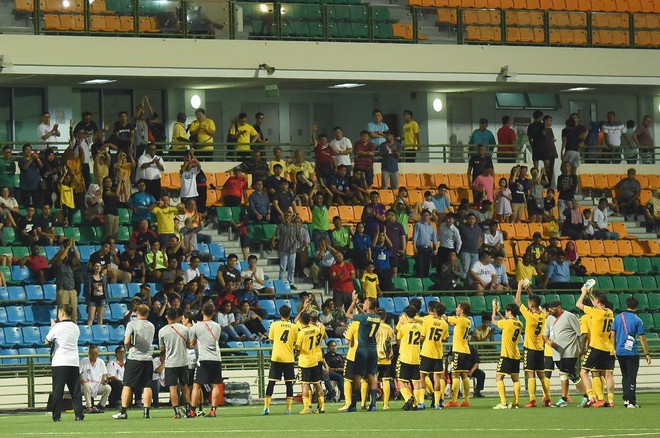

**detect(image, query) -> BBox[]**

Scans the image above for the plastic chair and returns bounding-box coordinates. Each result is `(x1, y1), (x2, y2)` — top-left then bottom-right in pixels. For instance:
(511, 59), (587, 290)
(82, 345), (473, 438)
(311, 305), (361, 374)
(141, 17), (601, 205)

(393, 297), (409, 315)
(8, 286), (27, 302)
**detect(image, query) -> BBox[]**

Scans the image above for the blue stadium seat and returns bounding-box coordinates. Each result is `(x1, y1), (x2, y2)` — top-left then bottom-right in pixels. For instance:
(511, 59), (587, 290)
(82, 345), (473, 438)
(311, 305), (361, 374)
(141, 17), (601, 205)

(6, 306), (27, 325)
(23, 306), (35, 325)
(92, 325), (110, 344)
(79, 345), (89, 354)
(4, 327), (23, 346)
(198, 262), (211, 278)
(0, 287), (9, 301)
(39, 326), (50, 342)
(260, 340), (271, 356)
(274, 299), (292, 313)
(209, 243), (226, 261)
(0, 329), (5, 347)
(78, 325), (93, 344)
(0, 307), (7, 326)
(261, 319), (273, 334)
(379, 297), (395, 315)
(45, 246), (60, 260)
(411, 297), (427, 314)
(393, 297), (409, 315)
(109, 325), (126, 343)
(18, 348), (37, 362)
(43, 284), (56, 302)
(7, 286), (26, 302)
(239, 260), (249, 272)
(35, 347), (51, 363)
(243, 340), (260, 356)
(97, 345), (107, 352)
(78, 305), (88, 322)
(108, 284), (129, 301)
(21, 326), (41, 346)
(127, 283), (141, 297)
(33, 306), (54, 325)
(110, 303), (128, 321)
(1, 348), (21, 364)
(208, 262), (222, 276)
(11, 266), (31, 283)
(273, 280), (291, 294)
(78, 245), (95, 263)
(25, 285), (44, 302)
(103, 306), (111, 322)
(180, 261), (190, 271)
(226, 341), (244, 350)
(259, 299), (277, 318)
(197, 243), (210, 255)
(424, 296), (440, 308)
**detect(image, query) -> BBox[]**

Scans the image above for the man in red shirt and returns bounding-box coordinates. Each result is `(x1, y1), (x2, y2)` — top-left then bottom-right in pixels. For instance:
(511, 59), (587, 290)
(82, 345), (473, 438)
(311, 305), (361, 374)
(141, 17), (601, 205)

(19, 244), (51, 285)
(329, 252), (355, 312)
(312, 126), (335, 184)
(497, 116), (517, 164)
(353, 131), (376, 188)
(222, 167), (248, 207)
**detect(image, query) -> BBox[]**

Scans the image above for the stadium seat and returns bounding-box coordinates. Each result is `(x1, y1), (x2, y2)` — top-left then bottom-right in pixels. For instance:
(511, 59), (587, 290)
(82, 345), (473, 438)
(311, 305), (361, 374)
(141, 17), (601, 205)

(633, 293), (649, 311)
(560, 294), (576, 310)
(595, 276), (614, 290)
(393, 297), (409, 315)
(638, 312), (653, 328)
(407, 277), (423, 292)
(641, 276), (657, 290)
(603, 240), (618, 257)
(594, 257), (610, 275)
(392, 277), (408, 291)
(78, 325), (93, 344)
(274, 298), (293, 313)
(8, 286), (26, 302)
(108, 283), (129, 301)
(35, 347), (51, 363)
(421, 278), (435, 291)
(25, 285), (44, 302)
(589, 240), (604, 257)
(4, 327), (23, 347)
(379, 297), (395, 315)
(78, 305), (88, 323)
(21, 326), (41, 347)
(0, 287), (8, 302)
(92, 325), (110, 344)
(6, 306), (27, 325)
(273, 280), (291, 294)
(259, 299), (277, 318)
(1, 348), (21, 364)
(612, 276), (628, 291)
(469, 295), (487, 313)
(108, 325), (125, 343)
(109, 303), (128, 321)
(11, 266), (31, 283)
(209, 243), (227, 261)
(636, 257), (653, 275)
(39, 326), (50, 342)
(609, 257), (630, 275)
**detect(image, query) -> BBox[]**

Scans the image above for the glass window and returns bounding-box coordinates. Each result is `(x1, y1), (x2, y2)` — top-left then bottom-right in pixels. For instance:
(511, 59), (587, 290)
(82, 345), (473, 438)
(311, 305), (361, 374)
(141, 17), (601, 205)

(14, 88), (44, 144)
(495, 93), (527, 109)
(103, 90), (133, 128)
(0, 88), (11, 142)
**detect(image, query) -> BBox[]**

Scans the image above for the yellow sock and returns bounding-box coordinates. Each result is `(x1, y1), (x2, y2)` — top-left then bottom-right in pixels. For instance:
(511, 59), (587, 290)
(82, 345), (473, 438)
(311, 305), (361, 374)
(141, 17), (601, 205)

(303, 395), (311, 411)
(434, 390), (442, 406)
(360, 381), (368, 408)
(541, 377), (551, 400)
(318, 395), (325, 410)
(414, 388), (424, 405)
(264, 395), (272, 409)
(587, 388), (596, 399)
(462, 377), (471, 403)
(607, 388), (614, 404)
(425, 376), (434, 395)
(593, 377), (604, 400)
(382, 379), (391, 407)
(528, 377), (537, 402)
(497, 380), (507, 405)
(513, 381), (521, 406)
(286, 397), (293, 410)
(451, 377), (460, 403)
(400, 386), (412, 402)
(344, 381), (353, 406)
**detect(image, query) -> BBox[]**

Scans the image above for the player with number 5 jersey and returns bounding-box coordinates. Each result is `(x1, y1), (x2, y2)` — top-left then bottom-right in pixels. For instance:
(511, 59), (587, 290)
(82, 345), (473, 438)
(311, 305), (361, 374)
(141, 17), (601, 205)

(262, 305), (298, 416)
(445, 301), (472, 407)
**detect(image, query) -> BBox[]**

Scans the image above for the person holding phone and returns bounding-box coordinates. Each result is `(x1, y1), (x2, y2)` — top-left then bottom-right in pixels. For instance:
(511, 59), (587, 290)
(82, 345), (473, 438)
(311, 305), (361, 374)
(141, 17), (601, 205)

(38, 111), (60, 145)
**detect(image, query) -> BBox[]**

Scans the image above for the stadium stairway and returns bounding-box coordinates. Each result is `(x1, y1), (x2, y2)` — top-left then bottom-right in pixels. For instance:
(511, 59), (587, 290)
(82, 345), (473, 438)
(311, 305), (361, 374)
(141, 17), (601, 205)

(576, 194), (658, 241)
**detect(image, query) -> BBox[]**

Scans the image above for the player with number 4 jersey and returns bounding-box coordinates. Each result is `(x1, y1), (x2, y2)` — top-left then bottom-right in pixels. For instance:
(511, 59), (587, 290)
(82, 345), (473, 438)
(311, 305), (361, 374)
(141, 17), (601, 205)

(263, 305), (298, 416)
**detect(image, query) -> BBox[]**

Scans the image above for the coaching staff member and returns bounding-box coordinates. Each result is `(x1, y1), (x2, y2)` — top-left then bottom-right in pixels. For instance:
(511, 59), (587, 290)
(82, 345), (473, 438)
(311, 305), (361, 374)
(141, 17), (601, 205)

(46, 304), (84, 422)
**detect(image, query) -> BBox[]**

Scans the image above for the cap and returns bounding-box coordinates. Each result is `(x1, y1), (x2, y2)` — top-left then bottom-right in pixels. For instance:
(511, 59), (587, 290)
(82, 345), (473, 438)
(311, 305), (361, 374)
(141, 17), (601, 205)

(533, 232), (542, 238)
(308, 309), (319, 319)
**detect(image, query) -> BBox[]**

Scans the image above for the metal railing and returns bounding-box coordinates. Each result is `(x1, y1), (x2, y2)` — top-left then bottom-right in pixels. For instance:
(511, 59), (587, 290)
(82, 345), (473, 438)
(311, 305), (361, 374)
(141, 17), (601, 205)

(2, 0), (659, 49)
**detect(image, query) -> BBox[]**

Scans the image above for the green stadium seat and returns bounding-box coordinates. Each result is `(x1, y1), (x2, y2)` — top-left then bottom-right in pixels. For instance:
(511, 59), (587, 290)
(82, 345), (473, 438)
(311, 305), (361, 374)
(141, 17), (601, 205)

(117, 226), (131, 242)
(348, 5), (367, 22)
(652, 313), (660, 331)
(406, 277), (423, 293)
(78, 227), (97, 244)
(636, 257), (652, 275)
(262, 224), (277, 242)
(544, 293), (560, 306)
(612, 276), (628, 291)
(440, 296), (456, 312)
(560, 294), (576, 311)
(71, 210), (82, 225)
(216, 207), (233, 223)
(392, 277), (407, 292)
(306, 22), (323, 38)
(63, 227), (81, 242)
(649, 292), (660, 310)
(651, 256), (660, 274)
(374, 22), (394, 39)
(469, 296), (486, 313)
(633, 293), (649, 311)
(641, 276), (657, 290)
(351, 23), (368, 38)
(622, 257), (638, 273)
(421, 277), (434, 291)
(117, 207), (131, 224)
(500, 295), (516, 307)
(399, 258), (415, 277)
(11, 247), (29, 259)
(627, 276), (643, 291)
(569, 276), (583, 283)
(248, 225), (265, 244)
(2, 228), (15, 245)
(595, 276), (614, 290)
(372, 6), (391, 22)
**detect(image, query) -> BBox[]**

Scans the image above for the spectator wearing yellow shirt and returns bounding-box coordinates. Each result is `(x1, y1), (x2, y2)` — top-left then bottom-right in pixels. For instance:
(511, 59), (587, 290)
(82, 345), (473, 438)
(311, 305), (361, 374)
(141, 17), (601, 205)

(511, 240), (538, 285)
(287, 150), (315, 185)
(361, 262), (380, 300)
(149, 195), (184, 247)
(189, 108), (216, 153)
(228, 112), (258, 160)
(402, 110), (420, 162)
(171, 112), (191, 153)
(269, 146), (287, 175)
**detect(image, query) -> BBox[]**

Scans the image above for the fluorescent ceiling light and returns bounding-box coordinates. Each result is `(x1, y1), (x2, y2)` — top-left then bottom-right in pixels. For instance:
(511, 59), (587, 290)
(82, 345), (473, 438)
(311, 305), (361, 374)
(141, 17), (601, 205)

(328, 83), (365, 89)
(563, 87), (594, 92)
(432, 98), (443, 112)
(79, 79), (116, 85)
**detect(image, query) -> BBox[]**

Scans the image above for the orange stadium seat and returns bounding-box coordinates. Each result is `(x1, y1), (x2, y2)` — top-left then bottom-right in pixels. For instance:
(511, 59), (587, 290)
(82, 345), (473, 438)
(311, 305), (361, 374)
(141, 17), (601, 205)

(337, 206), (354, 223)
(507, 27), (521, 41)
(398, 174), (408, 188)
(576, 240), (590, 256)
(448, 174), (463, 189)
(204, 173), (217, 188)
(514, 223), (530, 239)
(603, 240), (617, 256)
(373, 174), (381, 188)
(579, 174), (594, 190)
(104, 16), (121, 32)
(90, 15), (105, 32)
(120, 16), (134, 32)
(408, 190), (424, 205)
(437, 8), (458, 24)
(352, 205), (364, 223)
(635, 174), (650, 189)
(630, 240), (646, 256)
(609, 257), (632, 275)
(616, 240), (632, 256)
(43, 14), (61, 30)
(90, 0), (109, 14)
(594, 257), (610, 275)
(297, 206), (312, 223)
(378, 189), (395, 205)
(420, 174), (435, 189)
(572, 29), (588, 44)
(406, 174), (422, 189)
(592, 174), (609, 189)
(528, 222), (543, 237)
(517, 239), (531, 254)
(214, 173), (230, 187)
(205, 189), (218, 207)
(611, 222), (630, 238)
(648, 174), (660, 188)
(168, 172), (181, 190)
(581, 257), (595, 274)
(500, 223), (515, 239)
(568, 12), (587, 26)
(432, 173), (449, 187)
(15, 0), (34, 12)
(589, 239), (604, 256)
(328, 206), (339, 221)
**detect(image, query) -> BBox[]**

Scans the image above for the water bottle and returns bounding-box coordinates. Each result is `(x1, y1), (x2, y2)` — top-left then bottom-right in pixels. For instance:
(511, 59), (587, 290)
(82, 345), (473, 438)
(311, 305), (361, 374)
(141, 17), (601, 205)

(584, 278), (596, 290)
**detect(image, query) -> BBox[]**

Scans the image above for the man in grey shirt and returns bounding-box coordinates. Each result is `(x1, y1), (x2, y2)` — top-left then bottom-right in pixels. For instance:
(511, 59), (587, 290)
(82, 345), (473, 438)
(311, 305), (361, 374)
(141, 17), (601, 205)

(543, 300), (588, 408)
(271, 211), (302, 289)
(113, 304), (155, 420)
(190, 303), (223, 418)
(458, 213), (483, 279)
(158, 308), (191, 419)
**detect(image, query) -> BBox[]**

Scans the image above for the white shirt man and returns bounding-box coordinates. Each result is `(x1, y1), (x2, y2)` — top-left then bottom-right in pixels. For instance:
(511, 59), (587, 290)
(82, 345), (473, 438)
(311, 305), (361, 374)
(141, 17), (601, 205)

(602, 122), (625, 147)
(241, 265), (267, 292)
(470, 259), (496, 287)
(107, 356), (125, 382)
(38, 112), (60, 145)
(180, 165), (200, 199)
(183, 266), (201, 284)
(330, 132), (353, 167)
(593, 207), (609, 231)
(138, 150), (164, 182)
(79, 348), (111, 410)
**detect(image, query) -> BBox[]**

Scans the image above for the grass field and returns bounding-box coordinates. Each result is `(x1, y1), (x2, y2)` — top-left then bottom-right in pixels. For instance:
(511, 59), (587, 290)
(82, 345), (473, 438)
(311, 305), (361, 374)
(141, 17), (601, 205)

(2, 394), (660, 438)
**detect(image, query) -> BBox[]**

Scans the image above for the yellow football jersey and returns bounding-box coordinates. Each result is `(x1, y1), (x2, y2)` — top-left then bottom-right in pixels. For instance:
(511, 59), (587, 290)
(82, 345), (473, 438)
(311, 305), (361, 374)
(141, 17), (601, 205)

(376, 323), (395, 365)
(296, 325), (321, 368)
(447, 316), (471, 354)
(397, 321), (423, 365)
(315, 322), (326, 363)
(496, 318), (524, 360)
(269, 320), (298, 363)
(520, 304), (545, 351)
(344, 321), (359, 361)
(361, 272), (379, 299)
(420, 315), (449, 360)
(396, 314), (424, 331)
(584, 306), (614, 352)
(580, 314), (591, 338)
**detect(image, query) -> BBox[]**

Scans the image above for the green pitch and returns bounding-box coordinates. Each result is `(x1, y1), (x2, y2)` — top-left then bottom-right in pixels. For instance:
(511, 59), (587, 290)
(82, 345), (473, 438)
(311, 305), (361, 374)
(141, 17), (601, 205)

(2, 394), (660, 438)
